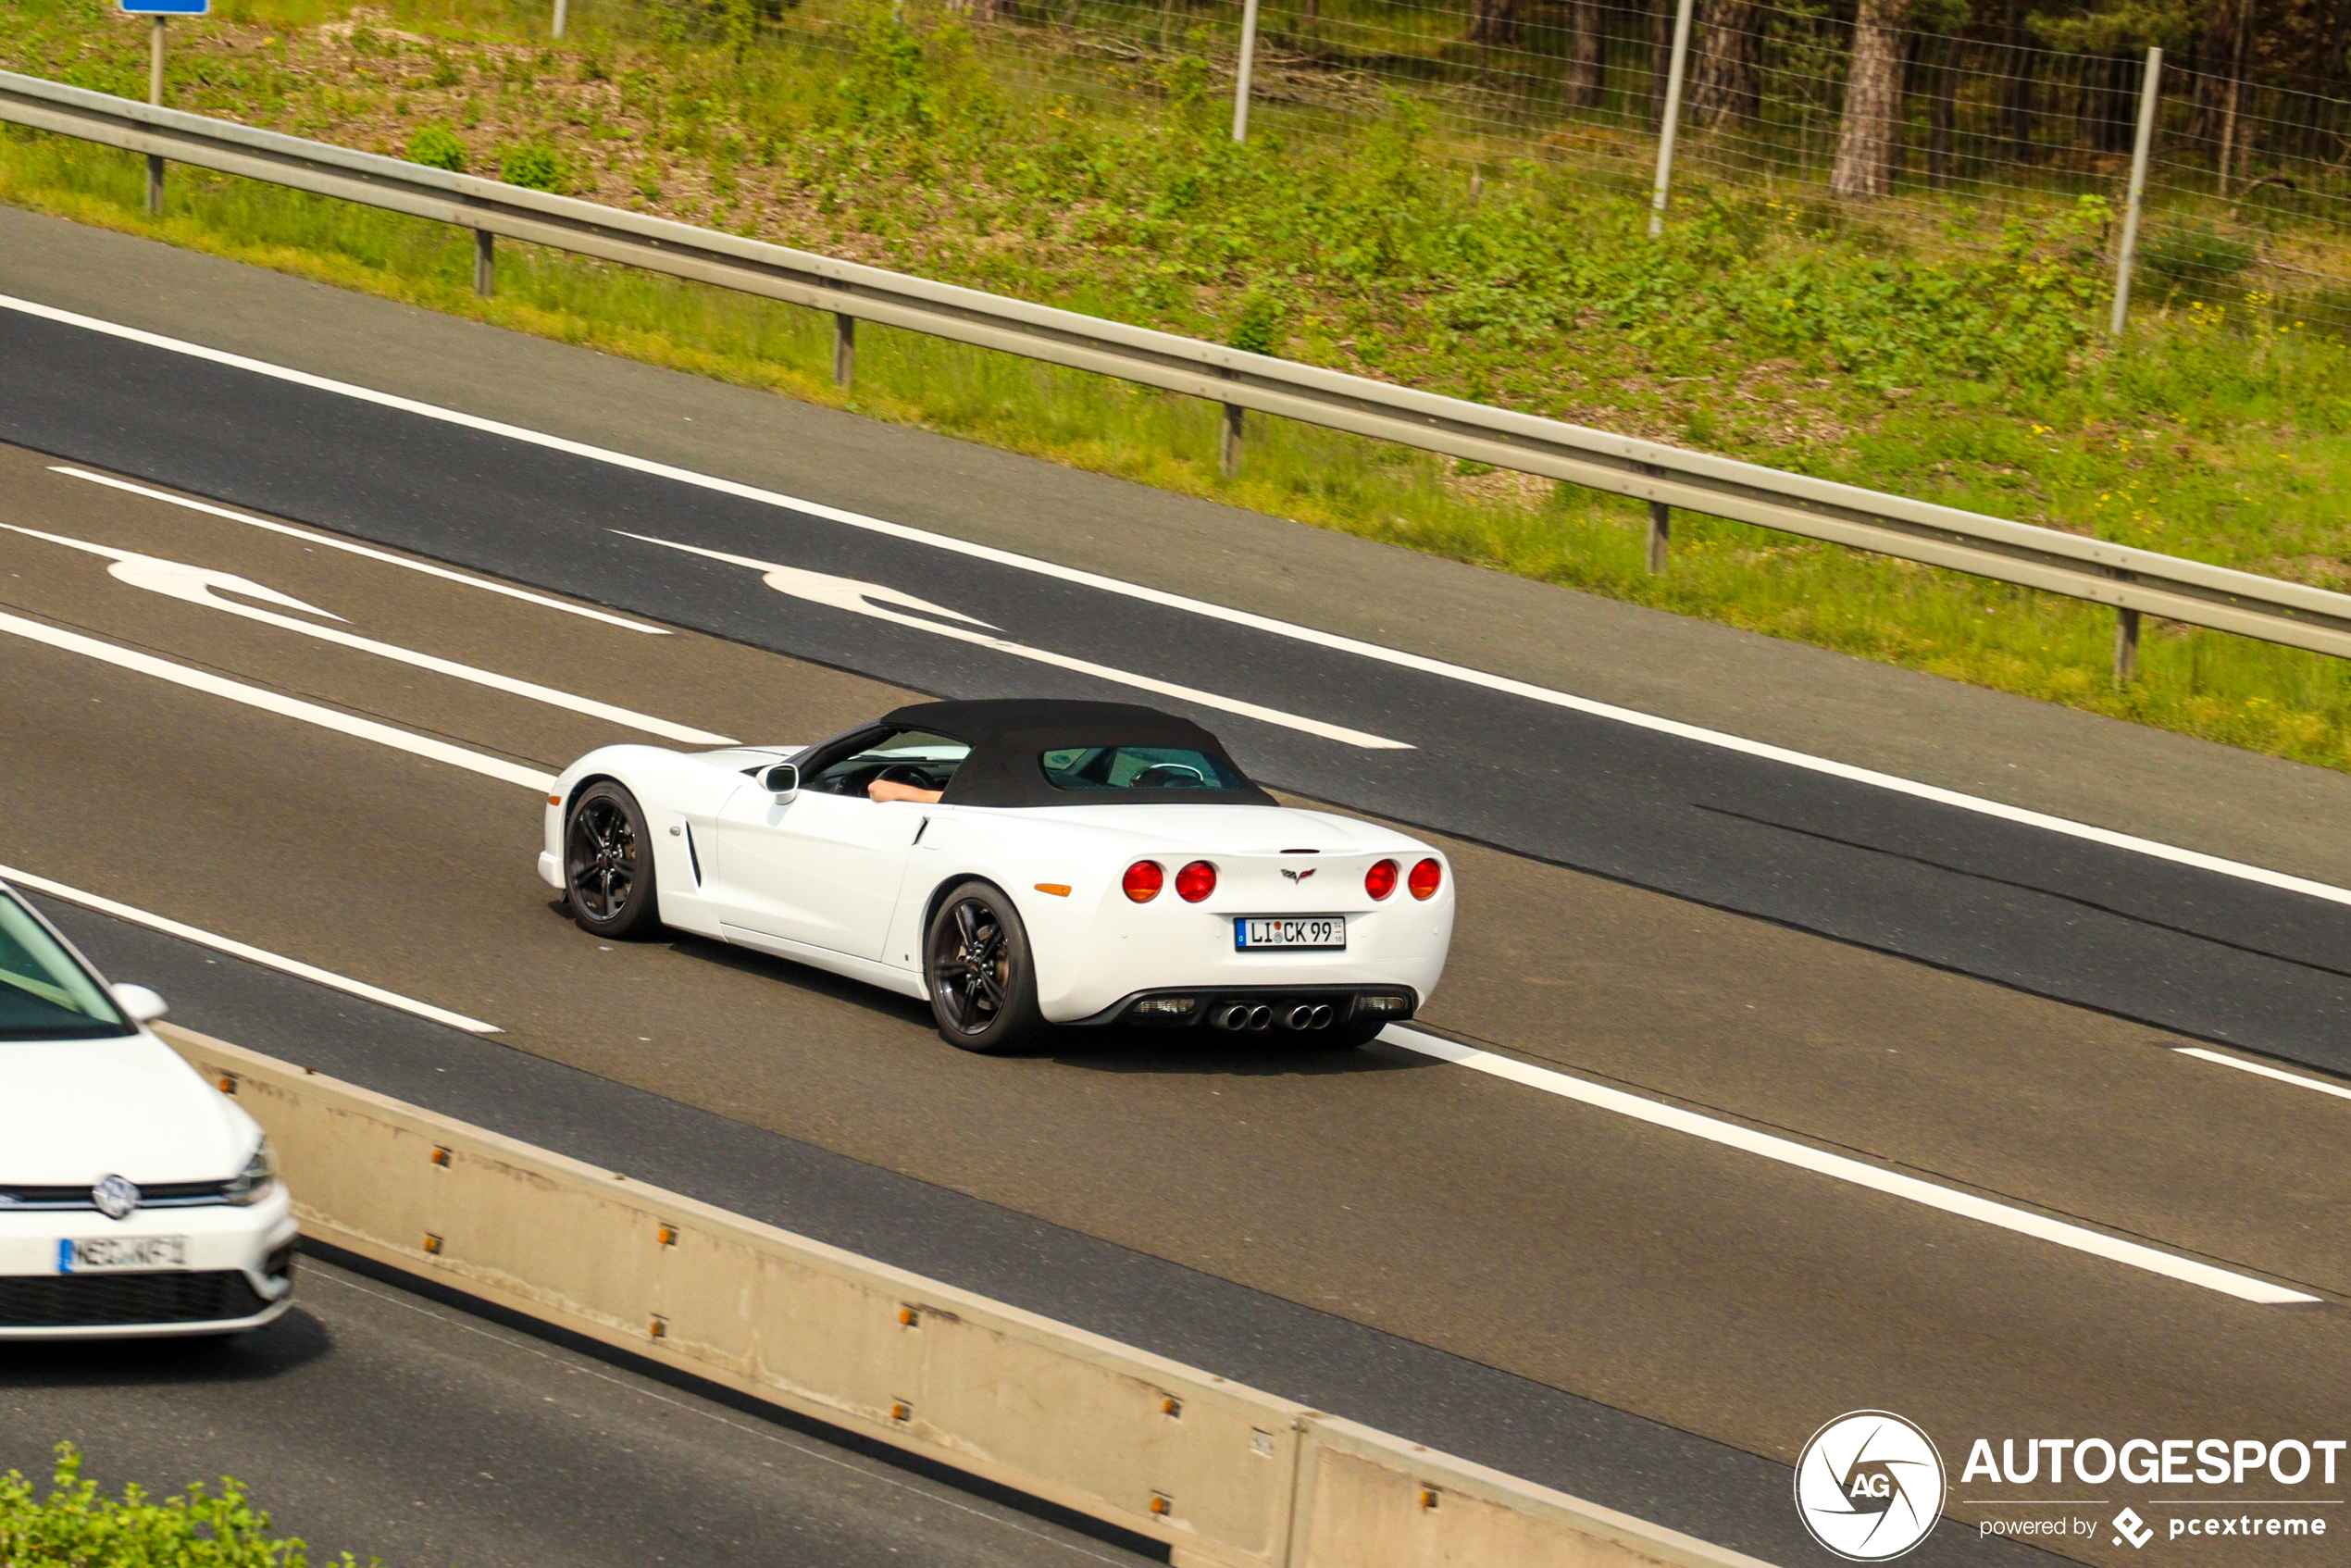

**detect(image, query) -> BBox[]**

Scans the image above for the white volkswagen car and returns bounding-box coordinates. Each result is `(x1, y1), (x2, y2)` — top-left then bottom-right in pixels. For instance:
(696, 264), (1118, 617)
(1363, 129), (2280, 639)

(540, 699), (1455, 1052)
(0, 882), (295, 1338)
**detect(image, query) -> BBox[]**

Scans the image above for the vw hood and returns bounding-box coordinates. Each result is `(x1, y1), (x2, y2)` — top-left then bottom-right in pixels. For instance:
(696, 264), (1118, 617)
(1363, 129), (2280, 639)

(0, 1033), (256, 1186)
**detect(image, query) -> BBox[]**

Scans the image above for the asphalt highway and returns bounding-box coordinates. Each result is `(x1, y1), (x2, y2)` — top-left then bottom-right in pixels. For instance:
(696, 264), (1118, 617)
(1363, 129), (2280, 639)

(0, 1251), (1156, 1568)
(5, 296), (2349, 1074)
(6, 419), (2351, 1568)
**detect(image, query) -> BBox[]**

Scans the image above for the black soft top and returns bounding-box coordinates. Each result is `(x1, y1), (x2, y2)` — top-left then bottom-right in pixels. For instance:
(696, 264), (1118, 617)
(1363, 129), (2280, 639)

(873, 699), (1275, 808)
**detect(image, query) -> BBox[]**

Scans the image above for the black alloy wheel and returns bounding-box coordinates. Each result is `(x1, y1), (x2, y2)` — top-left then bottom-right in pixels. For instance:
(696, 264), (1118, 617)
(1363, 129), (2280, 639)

(923, 881), (1043, 1052)
(566, 781), (661, 939)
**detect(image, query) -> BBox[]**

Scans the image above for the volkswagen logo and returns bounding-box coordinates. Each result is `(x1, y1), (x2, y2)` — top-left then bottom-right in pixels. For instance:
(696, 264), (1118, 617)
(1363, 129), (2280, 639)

(1794, 1411), (1946, 1561)
(92, 1174), (141, 1222)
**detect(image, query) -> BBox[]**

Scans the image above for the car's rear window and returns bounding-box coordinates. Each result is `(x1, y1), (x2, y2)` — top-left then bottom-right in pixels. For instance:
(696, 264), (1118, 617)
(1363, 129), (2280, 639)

(1039, 746), (1245, 792)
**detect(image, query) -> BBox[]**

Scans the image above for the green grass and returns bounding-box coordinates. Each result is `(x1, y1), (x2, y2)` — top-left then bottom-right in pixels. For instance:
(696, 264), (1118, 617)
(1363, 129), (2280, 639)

(4, 0), (2351, 770)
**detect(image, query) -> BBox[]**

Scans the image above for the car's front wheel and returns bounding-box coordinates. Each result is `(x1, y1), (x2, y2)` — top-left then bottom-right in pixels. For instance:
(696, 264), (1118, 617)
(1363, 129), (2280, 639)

(924, 881), (1043, 1053)
(565, 781), (661, 939)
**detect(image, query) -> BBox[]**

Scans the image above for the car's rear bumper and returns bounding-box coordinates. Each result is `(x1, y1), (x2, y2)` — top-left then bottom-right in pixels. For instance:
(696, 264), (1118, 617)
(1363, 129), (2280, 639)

(0, 1185), (297, 1339)
(1072, 983), (1420, 1031)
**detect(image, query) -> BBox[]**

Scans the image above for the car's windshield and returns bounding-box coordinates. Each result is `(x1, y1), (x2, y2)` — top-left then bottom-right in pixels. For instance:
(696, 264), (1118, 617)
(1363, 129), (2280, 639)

(0, 891), (129, 1040)
(807, 728), (972, 797)
(1039, 746), (1245, 792)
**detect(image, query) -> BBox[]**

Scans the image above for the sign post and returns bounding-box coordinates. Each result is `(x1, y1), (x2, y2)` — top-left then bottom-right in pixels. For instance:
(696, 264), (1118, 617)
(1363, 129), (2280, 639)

(119, 0), (206, 216)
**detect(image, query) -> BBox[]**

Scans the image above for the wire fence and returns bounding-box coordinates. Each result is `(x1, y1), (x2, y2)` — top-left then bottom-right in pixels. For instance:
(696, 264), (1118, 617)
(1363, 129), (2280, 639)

(529, 0), (2351, 330)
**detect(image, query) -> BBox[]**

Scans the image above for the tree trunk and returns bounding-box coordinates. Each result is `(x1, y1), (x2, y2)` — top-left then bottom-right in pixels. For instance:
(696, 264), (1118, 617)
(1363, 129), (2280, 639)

(1829, 0), (1909, 196)
(1647, 0), (1673, 125)
(1688, 0), (1760, 128)
(1927, 32), (1954, 187)
(1567, 0), (1605, 107)
(1469, 0), (1517, 48)
(1997, 0), (2036, 162)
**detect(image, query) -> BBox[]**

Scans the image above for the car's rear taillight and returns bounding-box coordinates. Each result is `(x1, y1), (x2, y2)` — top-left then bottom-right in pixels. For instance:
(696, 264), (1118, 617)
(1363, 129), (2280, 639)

(1408, 858), (1443, 900)
(1175, 860), (1218, 902)
(1123, 861), (1165, 902)
(1364, 859), (1399, 900)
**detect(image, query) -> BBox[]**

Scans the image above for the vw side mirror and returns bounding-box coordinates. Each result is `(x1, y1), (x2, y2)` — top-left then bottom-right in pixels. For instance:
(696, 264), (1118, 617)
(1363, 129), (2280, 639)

(113, 983), (168, 1026)
(762, 763), (800, 798)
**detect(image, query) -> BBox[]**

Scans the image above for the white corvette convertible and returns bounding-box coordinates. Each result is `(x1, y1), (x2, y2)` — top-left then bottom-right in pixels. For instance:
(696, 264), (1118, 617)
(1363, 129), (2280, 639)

(539, 700), (1454, 1051)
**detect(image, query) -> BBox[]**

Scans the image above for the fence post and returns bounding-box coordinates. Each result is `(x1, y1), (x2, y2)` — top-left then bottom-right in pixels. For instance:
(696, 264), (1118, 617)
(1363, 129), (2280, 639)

(1221, 403), (1244, 478)
(1647, 501), (1671, 572)
(2114, 607), (2141, 684)
(1231, 0), (1262, 143)
(1647, 0), (1697, 238)
(552, 0), (568, 37)
(833, 313), (856, 388)
(144, 17), (166, 217)
(2108, 45), (2161, 338)
(472, 230), (495, 297)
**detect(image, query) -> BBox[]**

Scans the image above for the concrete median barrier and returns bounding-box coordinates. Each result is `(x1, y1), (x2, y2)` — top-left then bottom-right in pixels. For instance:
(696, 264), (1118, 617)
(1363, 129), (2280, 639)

(162, 1024), (1775, 1568)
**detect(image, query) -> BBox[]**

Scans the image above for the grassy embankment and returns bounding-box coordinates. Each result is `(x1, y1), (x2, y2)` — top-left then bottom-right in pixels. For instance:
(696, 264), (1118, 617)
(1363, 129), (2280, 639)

(4, 0), (2351, 767)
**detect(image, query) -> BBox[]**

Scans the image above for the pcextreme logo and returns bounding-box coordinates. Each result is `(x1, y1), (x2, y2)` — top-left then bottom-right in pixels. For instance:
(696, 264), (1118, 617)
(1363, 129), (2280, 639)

(1795, 1411), (1947, 1562)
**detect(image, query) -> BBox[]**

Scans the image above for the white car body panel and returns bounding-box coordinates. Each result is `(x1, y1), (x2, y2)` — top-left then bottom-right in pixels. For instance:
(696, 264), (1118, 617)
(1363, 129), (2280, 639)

(542, 742), (1454, 1025)
(0, 885), (298, 1338)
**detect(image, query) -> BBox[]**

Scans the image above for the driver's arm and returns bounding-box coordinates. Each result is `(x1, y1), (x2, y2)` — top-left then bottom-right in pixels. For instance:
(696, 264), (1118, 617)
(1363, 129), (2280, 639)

(867, 778), (943, 804)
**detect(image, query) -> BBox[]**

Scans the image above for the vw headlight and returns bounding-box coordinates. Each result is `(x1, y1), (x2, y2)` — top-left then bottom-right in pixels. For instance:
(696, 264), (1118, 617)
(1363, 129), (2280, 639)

(224, 1139), (278, 1205)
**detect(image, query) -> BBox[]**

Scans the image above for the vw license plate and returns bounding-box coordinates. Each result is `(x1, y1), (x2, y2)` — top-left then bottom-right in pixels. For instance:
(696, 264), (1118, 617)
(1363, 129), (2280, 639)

(58, 1236), (190, 1274)
(1235, 915), (1346, 951)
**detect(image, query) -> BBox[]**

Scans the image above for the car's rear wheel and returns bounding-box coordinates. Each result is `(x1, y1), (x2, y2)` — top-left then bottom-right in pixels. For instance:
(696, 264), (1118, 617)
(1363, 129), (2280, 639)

(924, 881), (1043, 1053)
(566, 781), (661, 939)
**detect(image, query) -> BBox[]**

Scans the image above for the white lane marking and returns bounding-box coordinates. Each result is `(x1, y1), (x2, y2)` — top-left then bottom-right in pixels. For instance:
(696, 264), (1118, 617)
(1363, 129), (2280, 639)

(616, 531), (1409, 751)
(0, 608), (555, 791)
(12, 293), (2346, 912)
(2176, 1047), (2351, 1103)
(1, 523), (736, 745)
(2, 863), (501, 1033)
(46, 466), (670, 635)
(1383, 1027), (2320, 1305)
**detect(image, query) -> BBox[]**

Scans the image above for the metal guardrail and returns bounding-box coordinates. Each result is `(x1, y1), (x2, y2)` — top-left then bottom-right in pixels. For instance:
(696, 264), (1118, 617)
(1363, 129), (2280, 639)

(6, 66), (2350, 680)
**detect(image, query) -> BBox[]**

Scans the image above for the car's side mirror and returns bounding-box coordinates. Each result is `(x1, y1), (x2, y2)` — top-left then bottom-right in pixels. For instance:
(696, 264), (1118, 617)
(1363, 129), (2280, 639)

(762, 763), (800, 798)
(112, 983), (168, 1026)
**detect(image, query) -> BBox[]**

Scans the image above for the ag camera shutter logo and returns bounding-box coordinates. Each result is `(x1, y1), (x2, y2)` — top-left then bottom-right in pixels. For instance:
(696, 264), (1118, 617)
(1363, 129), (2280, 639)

(1795, 1411), (1947, 1561)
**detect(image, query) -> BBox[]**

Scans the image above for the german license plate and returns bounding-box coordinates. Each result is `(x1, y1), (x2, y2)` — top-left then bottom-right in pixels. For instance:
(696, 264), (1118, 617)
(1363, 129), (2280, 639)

(1235, 915), (1346, 951)
(58, 1236), (189, 1273)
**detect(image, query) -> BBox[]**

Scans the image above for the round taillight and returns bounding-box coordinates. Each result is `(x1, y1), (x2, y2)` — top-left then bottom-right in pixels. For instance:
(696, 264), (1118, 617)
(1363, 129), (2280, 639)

(1175, 860), (1218, 902)
(1408, 857), (1443, 900)
(1123, 861), (1164, 902)
(1364, 859), (1399, 900)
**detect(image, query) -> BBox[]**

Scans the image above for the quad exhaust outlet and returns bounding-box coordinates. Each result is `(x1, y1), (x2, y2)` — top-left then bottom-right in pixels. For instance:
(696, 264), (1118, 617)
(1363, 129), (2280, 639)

(1210, 1002), (1336, 1032)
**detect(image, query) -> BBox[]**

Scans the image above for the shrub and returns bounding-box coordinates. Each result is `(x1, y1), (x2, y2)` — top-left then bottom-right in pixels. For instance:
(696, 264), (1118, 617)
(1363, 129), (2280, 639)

(2142, 224), (2256, 288)
(406, 123), (466, 173)
(0, 1444), (366, 1566)
(499, 143), (565, 192)
(1226, 289), (1286, 356)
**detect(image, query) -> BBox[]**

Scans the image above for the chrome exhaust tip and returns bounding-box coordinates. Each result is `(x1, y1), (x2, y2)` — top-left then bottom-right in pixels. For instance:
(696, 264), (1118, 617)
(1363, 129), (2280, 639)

(1308, 1004), (1334, 1029)
(1247, 1004), (1274, 1030)
(1282, 1004), (1316, 1030)
(1213, 1003), (1251, 1030)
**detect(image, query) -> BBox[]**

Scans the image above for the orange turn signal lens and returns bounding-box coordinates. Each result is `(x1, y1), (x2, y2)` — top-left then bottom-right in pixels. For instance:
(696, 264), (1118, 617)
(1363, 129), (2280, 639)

(1034, 883), (1072, 897)
(547, 794), (562, 805)
(1408, 858), (1444, 900)
(1122, 861), (1164, 902)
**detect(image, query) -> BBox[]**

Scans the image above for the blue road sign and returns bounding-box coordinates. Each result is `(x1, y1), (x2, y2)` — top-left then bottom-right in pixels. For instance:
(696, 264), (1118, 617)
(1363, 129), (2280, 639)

(119, 0), (207, 13)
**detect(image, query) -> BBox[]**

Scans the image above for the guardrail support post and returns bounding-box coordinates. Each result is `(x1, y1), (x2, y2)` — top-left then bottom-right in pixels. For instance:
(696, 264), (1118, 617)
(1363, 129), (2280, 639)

(144, 17), (166, 218)
(1232, 0), (1262, 143)
(1220, 404), (1244, 478)
(1647, 501), (1671, 572)
(833, 313), (856, 388)
(2109, 46), (2162, 337)
(2113, 607), (2141, 685)
(552, 0), (569, 38)
(1648, 0), (1697, 238)
(471, 230), (495, 297)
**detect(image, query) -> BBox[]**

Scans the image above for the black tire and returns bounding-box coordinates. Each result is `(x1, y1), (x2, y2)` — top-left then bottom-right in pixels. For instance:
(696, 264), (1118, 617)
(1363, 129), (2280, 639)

(923, 881), (1044, 1053)
(565, 781), (662, 940)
